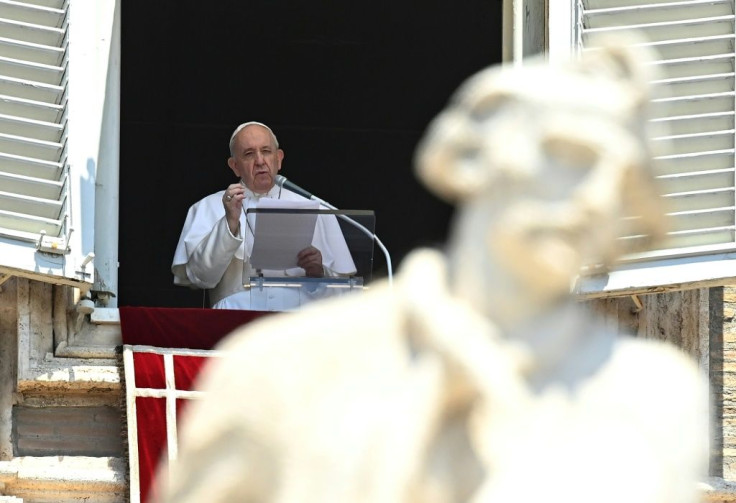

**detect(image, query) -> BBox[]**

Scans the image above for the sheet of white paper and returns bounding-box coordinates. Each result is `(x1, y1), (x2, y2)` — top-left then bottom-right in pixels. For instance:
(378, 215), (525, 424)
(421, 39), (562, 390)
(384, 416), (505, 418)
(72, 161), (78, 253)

(248, 198), (320, 270)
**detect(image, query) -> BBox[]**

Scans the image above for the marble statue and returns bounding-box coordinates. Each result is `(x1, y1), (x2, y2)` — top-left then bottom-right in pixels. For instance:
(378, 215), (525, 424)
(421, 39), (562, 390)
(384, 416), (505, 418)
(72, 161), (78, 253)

(158, 38), (710, 503)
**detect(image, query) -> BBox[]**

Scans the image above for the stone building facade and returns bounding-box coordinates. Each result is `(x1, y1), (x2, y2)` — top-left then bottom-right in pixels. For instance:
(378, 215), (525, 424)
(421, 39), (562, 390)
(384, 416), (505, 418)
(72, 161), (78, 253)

(1, 277), (735, 501)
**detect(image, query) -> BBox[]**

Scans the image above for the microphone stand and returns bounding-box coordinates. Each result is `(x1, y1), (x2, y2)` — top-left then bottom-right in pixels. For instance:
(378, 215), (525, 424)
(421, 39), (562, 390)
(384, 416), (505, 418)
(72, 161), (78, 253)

(311, 195), (393, 288)
(274, 175), (393, 287)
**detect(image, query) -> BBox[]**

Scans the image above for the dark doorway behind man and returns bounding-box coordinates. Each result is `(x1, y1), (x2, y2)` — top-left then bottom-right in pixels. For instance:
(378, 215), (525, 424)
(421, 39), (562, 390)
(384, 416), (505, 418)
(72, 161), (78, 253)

(119, 0), (503, 307)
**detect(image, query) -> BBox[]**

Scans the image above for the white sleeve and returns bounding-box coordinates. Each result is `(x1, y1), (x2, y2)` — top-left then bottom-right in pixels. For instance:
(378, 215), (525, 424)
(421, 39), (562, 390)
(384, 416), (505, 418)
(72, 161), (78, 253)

(172, 196), (243, 289)
(183, 217), (243, 288)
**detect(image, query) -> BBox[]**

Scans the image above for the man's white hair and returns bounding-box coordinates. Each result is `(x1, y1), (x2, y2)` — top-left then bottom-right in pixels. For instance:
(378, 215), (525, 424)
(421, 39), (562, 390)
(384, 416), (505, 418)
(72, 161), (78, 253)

(229, 121), (280, 156)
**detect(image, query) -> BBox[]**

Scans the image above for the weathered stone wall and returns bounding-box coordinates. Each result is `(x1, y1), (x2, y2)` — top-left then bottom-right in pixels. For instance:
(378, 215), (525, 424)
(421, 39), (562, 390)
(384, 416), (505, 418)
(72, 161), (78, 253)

(720, 286), (736, 480)
(587, 289), (705, 362)
(0, 277), (125, 501)
(13, 405), (123, 457)
(0, 278), (17, 462)
(588, 288), (719, 478)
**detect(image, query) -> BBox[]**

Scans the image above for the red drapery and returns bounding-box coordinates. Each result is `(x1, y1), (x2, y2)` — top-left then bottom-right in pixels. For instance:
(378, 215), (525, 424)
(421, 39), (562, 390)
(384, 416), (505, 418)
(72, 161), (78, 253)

(119, 306), (269, 350)
(120, 307), (270, 502)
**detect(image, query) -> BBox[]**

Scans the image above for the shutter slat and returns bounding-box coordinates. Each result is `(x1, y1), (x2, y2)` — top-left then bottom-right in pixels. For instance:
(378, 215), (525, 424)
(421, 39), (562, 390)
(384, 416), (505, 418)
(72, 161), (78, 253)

(655, 130), (734, 156)
(652, 94), (734, 118)
(656, 112), (735, 135)
(665, 187), (735, 212)
(623, 227), (736, 251)
(584, 0), (731, 9)
(657, 168), (734, 194)
(657, 50), (734, 66)
(583, 17), (735, 43)
(0, 189), (62, 219)
(646, 36), (735, 61)
(584, 3), (732, 29)
(0, 0), (66, 28)
(657, 56), (733, 80)
(619, 229), (736, 252)
(660, 227), (735, 249)
(655, 99), (736, 122)
(667, 206), (735, 232)
(16, 0), (65, 9)
(0, 93), (64, 122)
(655, 151), (734, 176)
(0, 36), (64, 66)
(0, 208), (62, 237)
(659, 80), (734, 101)
(0, 132), (63, 161)
(0, 150), (62, 179)
(0, 113), (64, 141)
(0, 55), (64, 85)
(0, 74), (63, 103)
(0, 18), (65, 47)
(0, 170), (62, 199)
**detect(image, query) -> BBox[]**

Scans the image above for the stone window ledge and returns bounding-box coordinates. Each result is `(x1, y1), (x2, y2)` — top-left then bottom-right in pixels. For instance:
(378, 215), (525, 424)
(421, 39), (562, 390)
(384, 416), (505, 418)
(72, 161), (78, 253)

(0, 456), (125, 501)
(17, 358), (121, 394)
(700, 477), (736, 502)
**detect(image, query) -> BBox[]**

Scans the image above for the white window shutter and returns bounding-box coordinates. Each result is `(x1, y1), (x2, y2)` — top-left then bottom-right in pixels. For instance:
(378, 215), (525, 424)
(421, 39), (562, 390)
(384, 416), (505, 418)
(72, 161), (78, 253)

(0, 0), (80, 285)
(0, 0), (118, 292)
(0, 0), (67, 237)
(548, 0), (736, 298)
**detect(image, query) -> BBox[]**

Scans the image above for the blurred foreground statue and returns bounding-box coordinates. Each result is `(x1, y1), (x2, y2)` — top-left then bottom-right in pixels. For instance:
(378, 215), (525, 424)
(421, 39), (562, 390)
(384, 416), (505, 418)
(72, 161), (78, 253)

(160, 40), (709, 503)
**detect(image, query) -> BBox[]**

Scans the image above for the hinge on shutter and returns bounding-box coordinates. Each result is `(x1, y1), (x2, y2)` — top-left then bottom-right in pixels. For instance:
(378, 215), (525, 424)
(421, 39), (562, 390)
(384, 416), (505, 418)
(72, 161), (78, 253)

(36, 227), (72, 255)
(37, 231), (68, 254)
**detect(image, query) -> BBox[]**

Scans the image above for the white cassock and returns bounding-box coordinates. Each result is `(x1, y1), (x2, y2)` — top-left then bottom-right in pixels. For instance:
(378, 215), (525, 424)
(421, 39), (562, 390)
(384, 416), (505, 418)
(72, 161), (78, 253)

(172, 184), (357, 311)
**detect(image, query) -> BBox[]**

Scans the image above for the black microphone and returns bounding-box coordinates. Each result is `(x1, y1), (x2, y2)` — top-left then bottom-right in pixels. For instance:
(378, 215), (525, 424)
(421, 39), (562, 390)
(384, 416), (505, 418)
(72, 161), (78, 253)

(275, 175), (314, 200)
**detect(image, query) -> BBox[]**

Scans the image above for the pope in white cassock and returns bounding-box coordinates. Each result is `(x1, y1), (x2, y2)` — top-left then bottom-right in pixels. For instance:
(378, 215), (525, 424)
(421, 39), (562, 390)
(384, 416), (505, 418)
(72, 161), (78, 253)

(172, 121), (356, 311)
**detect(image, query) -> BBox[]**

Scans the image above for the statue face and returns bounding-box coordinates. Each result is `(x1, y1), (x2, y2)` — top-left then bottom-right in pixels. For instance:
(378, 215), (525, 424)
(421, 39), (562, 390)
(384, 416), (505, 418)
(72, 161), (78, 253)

(492, 98), (645, 290)
(416, 60), (660, 303)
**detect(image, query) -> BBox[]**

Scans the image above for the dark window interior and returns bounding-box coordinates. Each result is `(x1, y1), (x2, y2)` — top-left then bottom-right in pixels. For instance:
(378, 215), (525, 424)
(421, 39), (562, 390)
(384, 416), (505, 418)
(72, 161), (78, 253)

(119, 1), (503, 307)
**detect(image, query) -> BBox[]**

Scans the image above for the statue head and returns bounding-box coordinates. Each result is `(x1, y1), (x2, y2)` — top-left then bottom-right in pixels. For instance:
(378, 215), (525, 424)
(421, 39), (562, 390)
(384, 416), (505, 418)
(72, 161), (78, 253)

(415, 37), (666, 317)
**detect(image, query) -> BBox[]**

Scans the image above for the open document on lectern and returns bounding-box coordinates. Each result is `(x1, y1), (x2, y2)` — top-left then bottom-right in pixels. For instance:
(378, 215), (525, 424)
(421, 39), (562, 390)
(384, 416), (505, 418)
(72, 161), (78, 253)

(247, 198), (320, 270)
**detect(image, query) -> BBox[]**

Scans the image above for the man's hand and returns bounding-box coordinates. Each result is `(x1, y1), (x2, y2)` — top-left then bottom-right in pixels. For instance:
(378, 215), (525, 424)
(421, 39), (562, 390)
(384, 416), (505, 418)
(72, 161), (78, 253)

(298, 246), (324, 277)
(222, 182), (245, 236)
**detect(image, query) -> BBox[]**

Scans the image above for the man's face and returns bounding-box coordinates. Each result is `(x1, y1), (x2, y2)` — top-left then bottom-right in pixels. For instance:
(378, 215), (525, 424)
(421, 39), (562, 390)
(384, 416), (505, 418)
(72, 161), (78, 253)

(228, 125), (284, 193)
